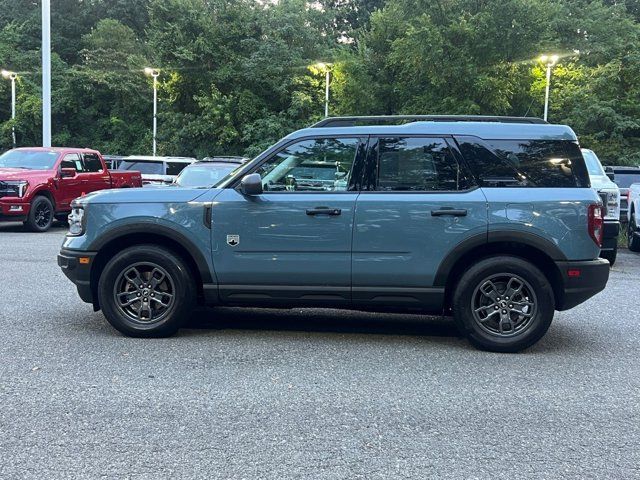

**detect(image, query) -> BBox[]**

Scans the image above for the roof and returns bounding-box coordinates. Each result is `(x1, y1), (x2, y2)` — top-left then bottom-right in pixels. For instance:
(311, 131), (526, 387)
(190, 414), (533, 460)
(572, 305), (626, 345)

(287, 120), (578, 142)
(199, 156), (248, 163)
(122, 155), (196, 163)
(14, 147), (100, 153)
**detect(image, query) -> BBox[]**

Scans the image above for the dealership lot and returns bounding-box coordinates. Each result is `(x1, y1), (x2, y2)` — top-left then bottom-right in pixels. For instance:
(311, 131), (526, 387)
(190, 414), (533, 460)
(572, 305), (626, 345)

(1, 222), (639, 479)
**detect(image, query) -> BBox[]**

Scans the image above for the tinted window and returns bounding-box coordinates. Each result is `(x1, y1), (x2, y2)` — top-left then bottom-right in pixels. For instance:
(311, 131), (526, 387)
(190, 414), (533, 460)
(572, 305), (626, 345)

(613, 172), (640, 188)
(258, 137), (360, 192)
(118, 161), (164, 175)
(83, 153), (103, 172)
(60, 153), (84, 172)
(0, 150), (59, 170)
(166, 162), (190, 176)
(458, 138), (590, 188)
(582, 150), (606, 176)
(376, 137), (471, 191)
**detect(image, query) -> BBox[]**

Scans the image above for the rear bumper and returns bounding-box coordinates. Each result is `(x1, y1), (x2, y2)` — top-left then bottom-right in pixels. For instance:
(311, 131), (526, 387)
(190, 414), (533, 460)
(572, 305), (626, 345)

(58, 248), (97, 305)
(555, 258), (610, 311)
(601, 220), (620, 252)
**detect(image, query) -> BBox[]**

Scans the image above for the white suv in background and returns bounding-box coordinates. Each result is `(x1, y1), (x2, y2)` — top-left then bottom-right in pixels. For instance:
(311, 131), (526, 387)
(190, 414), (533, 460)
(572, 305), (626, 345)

(582, 149), (621, 265)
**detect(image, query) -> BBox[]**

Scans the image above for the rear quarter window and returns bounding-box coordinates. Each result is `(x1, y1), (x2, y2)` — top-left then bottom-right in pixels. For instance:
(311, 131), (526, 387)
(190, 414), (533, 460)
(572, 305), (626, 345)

(457, 137), (590, 188)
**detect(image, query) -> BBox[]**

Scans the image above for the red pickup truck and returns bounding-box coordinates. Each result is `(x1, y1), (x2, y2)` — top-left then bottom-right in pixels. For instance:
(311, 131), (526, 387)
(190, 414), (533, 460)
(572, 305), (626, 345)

(0, 147), (142, 232)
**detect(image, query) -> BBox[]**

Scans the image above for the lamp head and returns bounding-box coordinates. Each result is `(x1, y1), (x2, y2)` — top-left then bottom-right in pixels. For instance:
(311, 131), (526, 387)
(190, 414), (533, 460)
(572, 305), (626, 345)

(1, 69), (17, 80)
(144, 67), (159, 77)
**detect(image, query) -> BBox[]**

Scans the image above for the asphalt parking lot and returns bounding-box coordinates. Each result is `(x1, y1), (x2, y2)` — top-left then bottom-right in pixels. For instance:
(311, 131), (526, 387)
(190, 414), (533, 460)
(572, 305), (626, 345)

(1, 221), (639, 479)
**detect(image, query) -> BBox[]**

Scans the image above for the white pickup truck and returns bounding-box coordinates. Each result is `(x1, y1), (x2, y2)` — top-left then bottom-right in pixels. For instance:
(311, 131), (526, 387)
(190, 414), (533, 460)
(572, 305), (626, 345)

(582, 149), (621, 264)
(628, 182), (640, 251)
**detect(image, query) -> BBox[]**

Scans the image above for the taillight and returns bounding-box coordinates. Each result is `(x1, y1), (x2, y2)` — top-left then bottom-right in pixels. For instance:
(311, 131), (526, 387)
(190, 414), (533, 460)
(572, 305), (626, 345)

(588, 203), (603, 247)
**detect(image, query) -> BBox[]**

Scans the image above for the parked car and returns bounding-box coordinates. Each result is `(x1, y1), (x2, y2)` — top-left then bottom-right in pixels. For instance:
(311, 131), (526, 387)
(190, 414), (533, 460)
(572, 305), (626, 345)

(0, 147), (142, 232)
(581, 149), (620, 265)
(174, 157), (248, 188)
(116, 156), (195, 186)
(627, 182), (640, 252)
(102, 155), (124, 170)
(59, 115), (610, 353)
(604, 165), (640, 223)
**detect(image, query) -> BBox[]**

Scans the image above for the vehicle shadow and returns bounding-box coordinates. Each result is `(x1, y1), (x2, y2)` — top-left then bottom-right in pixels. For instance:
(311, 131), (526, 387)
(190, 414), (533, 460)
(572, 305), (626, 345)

(0, 221), (68, 233)
(184, 306), (462, 340)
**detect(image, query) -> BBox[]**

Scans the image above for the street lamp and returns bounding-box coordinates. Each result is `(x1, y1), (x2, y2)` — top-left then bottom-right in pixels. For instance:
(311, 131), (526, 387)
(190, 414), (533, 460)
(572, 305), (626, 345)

(1, 69), (18, 148)
(144, 67), (160, 156)
(539, 54), (559, 122)
(314, 62), (332, 118)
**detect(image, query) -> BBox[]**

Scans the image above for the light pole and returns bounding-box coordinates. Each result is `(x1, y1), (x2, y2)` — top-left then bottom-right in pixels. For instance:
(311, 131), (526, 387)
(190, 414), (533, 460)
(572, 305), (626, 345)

(42, 0), (51, 147)
(144, 67), (160, 156)
(539, 54), (559, 122)
(314, 62), (332, 117)
(1, 70), (17, 148)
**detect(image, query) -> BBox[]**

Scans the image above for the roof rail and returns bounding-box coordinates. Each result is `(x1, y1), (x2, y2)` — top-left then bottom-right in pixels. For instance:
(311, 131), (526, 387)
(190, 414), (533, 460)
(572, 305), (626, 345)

(311, 115), (548, 128)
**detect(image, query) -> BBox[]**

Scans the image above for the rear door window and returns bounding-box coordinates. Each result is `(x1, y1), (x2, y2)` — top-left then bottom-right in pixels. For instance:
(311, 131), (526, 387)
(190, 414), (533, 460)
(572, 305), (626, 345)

(82, 153), (103, 172)
(375, 137), (473, 191)
(457, 137), (590, 188)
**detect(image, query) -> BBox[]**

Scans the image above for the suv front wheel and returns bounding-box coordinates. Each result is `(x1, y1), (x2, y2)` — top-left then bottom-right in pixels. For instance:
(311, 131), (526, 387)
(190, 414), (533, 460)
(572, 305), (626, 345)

(452, 256), (555, 353)
(98, 245), (196, 337)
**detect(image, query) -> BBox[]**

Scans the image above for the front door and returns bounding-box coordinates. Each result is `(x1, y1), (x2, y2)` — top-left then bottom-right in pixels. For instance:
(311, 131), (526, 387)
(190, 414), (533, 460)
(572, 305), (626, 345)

(352, 136), (488, 309)
(57, 153), (85, 210)
(211, 136), (367, 305)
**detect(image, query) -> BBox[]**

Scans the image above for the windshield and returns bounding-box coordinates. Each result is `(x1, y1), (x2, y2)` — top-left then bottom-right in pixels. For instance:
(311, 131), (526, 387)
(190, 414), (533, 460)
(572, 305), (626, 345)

(614, 172), (640, 188)
(581, 150), (606, 176)
(118, 160), (164, 175)
(176, 163), (238, 188)
(0, 150), (59, 170)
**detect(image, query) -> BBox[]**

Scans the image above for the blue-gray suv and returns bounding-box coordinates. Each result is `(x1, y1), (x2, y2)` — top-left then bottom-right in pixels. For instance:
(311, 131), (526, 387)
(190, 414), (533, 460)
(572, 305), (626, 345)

(58, 116), (610, 352)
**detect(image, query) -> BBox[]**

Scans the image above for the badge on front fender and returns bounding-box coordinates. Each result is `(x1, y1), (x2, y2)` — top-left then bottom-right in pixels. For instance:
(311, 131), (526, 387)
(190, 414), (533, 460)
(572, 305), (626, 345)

(226, 234), (239, 247)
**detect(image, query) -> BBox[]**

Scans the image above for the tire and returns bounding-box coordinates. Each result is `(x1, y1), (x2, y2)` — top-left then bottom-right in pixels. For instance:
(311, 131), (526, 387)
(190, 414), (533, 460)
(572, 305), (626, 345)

(629, 214), (640, 252)
(600, 246), (617, 266)
(98, 245), (196, 337)
(25, 195), (54, 232)
(452, 255), (555, 353)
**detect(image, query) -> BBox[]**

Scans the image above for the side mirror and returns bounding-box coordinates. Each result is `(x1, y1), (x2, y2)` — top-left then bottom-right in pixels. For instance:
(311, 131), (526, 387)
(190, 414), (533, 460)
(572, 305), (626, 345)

(606, 172), (615, 182)
(240, 173), (263, 196)
(60, 168), (77, 178)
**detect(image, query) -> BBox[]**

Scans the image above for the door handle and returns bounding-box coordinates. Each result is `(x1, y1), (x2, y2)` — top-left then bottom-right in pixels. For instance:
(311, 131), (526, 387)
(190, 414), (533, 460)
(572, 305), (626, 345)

(306, 207), (342, 216)
(431, 208), (467, 217)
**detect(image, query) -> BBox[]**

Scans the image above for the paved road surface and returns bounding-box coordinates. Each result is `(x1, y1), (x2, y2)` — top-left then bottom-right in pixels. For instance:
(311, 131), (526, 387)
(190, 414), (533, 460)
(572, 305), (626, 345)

(1, 221), (639, 479)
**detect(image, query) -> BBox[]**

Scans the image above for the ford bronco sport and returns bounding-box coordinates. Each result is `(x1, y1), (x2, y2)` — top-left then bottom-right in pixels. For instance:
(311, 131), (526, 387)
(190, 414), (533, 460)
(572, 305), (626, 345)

(58, 116), (610, 352)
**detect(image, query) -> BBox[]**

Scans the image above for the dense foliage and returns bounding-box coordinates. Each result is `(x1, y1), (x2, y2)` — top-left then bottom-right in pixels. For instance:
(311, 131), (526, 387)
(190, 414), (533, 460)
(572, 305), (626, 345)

(0, 0), (639, 164)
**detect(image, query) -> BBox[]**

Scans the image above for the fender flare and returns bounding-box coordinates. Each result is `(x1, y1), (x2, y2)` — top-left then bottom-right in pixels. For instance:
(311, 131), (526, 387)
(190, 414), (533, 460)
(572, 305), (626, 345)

(433, 230), (567, 287)
(89, 222), (213, 284)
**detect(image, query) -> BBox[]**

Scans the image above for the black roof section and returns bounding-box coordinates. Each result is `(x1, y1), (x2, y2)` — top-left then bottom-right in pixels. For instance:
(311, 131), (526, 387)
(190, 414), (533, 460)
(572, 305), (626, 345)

(311, 115), (548, 128)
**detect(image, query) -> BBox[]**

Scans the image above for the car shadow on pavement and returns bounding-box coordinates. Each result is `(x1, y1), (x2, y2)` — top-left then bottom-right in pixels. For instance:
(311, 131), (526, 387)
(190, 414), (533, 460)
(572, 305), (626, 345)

(0, 221), (68, 233)
(184, 306), (462, 340)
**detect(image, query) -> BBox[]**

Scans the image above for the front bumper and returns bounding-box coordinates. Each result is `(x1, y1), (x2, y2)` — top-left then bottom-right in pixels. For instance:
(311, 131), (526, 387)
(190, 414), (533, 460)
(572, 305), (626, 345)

(555, 258), (610, 311)
(0, 200), (30, 222)
(58, 248), (97, 305)
(601, 219), (620, 252)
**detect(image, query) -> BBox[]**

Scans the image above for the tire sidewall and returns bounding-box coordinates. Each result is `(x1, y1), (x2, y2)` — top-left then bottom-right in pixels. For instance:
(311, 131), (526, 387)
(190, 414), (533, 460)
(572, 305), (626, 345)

(453, 256), (555, 353)
(98, 245), (195, 337)
(27, 196), (54, 232)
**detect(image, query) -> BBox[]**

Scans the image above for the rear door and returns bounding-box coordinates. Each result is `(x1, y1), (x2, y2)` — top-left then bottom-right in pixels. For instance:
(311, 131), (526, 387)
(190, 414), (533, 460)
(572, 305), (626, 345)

(211, 135), (367, 304)
(352, 136), (487, 309)
(80, 152), (111, 193)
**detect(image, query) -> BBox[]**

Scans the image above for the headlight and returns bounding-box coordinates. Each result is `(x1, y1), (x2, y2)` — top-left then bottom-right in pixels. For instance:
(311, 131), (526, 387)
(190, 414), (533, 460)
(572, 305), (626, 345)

(1, 180), (28, 197)
(67, 204), (86, 236)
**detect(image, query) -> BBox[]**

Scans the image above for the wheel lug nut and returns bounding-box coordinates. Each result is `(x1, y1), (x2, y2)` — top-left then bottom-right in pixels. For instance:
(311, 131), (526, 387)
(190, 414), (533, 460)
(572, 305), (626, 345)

(509, 304), (513, 308)
(502, 310), (507, 314)
(494, 306), (499, 310)
(137, 293), (141, 297)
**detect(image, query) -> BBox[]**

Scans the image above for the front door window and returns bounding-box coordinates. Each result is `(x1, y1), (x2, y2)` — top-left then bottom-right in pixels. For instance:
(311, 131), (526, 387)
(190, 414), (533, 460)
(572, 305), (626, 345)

(256, 138), (359, 192)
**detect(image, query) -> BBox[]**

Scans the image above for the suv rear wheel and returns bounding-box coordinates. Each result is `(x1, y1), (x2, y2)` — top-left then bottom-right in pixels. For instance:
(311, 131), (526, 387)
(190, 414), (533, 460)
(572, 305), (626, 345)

(98, 245), (196, 337)
(452, 256), (555, 353)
